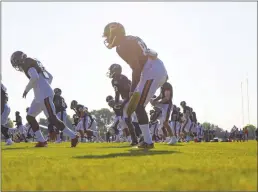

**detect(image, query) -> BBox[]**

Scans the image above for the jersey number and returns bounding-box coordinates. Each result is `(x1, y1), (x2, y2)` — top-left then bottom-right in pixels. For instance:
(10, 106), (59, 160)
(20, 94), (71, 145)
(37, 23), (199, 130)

(136, 37), (158, 57)
(61, 99), (67, 108)
(35, 59), (49, 79)
(113, 85), (118, 92)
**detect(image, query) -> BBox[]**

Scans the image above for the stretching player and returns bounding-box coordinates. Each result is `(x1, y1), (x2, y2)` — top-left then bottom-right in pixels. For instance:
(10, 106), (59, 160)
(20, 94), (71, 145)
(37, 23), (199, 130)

(14, 111), (28, 142)
(107, 63), (138, 145)
(151, 81), (177, 144)
(50, 88), (67, 143)
(180, 101), (191, 142)
(10, 51), (78, 147)
(103, 22), (168, 148)
(1, 83), (14, 145)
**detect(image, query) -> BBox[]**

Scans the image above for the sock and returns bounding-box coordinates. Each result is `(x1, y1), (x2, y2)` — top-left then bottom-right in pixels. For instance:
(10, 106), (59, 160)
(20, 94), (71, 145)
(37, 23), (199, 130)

(139, 124), (152, 144)
(63, 127), (76, 139)
(56, 134), (61, 141)
(35, 130), (46, 142)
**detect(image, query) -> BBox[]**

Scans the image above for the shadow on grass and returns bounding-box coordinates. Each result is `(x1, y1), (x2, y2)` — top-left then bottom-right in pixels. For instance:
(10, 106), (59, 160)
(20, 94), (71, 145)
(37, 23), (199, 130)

(99, 145), (133, 149)
(73, 150), (180, 159)
(1, 147), (29, 151)
(100, 143), (185, 149)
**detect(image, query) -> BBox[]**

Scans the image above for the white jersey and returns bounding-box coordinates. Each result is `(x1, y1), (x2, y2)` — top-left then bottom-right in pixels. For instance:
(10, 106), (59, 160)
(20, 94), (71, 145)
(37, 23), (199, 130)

(25, 67), (54, 102)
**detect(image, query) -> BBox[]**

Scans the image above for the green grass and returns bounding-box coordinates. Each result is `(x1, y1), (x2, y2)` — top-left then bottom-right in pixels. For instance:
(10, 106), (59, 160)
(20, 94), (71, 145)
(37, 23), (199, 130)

(2, 141), (257, 191)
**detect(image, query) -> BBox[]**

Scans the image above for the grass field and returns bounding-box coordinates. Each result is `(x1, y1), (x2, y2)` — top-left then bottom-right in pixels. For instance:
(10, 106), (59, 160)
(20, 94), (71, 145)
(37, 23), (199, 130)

(2, 141), (257, 191)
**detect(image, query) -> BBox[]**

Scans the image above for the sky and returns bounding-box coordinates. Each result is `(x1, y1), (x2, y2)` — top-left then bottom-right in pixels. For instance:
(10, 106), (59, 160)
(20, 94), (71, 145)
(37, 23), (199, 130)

(1, 2), (257, 130)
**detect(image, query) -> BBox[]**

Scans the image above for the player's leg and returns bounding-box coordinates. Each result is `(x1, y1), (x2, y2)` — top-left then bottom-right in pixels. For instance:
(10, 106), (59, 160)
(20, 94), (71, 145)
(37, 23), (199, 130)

(122, 101), (138, 145)
(27, 99), (47, 146)
(1, 103), (13, 145)
(75, 120), (86, 142)
(42, 97), (78, 147)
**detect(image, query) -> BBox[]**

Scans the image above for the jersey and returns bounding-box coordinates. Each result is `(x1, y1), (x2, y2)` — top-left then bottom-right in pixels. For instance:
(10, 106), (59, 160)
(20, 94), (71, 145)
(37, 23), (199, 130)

(1, 83), (8, 114)
(171, 106), (179, 121)
(116, 36), (149, 72)
(111, 74), (131, 102)
(112, 106), (122, 117)
(15, 115), (22, 126)
(192, 112), (197, 123)
(182, 105), (190, 114)
(159, 82), (173, 104)
(21, 58), (53, 101)
(53, 95), (67, 113)
(1, 83), (8, 105)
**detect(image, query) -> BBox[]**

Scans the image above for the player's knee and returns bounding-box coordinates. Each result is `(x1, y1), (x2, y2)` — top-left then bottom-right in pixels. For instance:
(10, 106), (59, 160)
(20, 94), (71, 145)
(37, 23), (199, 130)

(136, 106), (148, 125)
(48, 115), (65, 130)
(26, 115), (39, 132)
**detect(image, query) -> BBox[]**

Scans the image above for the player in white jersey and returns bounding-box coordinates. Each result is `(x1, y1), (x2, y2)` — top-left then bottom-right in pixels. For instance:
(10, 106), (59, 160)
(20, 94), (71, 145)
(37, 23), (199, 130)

(10, 51), (79, 147)
(1, 83), (14, 145)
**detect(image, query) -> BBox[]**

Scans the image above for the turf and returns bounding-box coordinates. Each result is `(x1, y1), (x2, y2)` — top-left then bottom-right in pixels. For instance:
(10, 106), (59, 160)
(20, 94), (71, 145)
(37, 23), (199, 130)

(1, 141), (257, 191)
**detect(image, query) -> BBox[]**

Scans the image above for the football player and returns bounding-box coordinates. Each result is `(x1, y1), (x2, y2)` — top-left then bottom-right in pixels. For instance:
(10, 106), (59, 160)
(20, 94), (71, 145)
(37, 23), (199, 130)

(180, 101), (192, 142)
(103, 22), (168, 149)
(106, 95), (129, 142)
(51, 88), (68, 143)
(170, 105), (180, 141)
(149, 107), (162, 142)
(70, 100), (94, 142)
(1, 83), (14, 145)
(10, 51), (79, 147)
(107, 64), (138, 145)
(14, 111), (28, 142)
(150, 81), (177, 145)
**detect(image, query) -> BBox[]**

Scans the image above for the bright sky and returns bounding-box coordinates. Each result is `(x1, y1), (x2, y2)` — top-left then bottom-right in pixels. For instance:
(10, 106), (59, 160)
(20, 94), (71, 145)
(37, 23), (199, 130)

(2, 2), (257, 130)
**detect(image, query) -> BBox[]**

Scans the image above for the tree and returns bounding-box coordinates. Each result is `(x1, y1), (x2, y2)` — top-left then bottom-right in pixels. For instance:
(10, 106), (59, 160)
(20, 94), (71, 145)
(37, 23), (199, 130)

(6, 118), (14, 128)
(90, 108), (114, 137)
(243, 124), (257, 138)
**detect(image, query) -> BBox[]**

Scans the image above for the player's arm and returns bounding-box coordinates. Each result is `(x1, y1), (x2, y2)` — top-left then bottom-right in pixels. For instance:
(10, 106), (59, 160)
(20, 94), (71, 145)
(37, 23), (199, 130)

(45, 70), (53, 84)
(25, 67), (39, 93)
(115, 91), (120, 103)
(130, 65), (141, 93)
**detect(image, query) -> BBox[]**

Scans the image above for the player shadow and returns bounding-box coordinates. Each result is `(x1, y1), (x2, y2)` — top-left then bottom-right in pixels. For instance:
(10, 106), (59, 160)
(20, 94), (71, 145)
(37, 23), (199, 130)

(99, 145), (133, 149)
(73, 150), (180, 159)
(1, 147), (29, 151)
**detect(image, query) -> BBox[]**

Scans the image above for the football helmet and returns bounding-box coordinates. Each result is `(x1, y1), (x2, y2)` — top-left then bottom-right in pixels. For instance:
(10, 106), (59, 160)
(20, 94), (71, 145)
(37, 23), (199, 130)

(106, 64), (122, 78)
(103, 22), (125, 49)
(10, 51), (27, 71)
(180, 101), (186, 107)
(54, 88), (62, 96)
(15, 111), (20, 116)
(26, 107), (30, 113)
(106, 95), (113, 103)
(70, 100), (78, 109)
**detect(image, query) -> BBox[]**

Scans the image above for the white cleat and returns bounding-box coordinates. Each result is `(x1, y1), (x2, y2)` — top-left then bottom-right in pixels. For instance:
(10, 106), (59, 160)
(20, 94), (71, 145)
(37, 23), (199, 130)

(168, 136), (177, 145)
(5, 140), (14, 145)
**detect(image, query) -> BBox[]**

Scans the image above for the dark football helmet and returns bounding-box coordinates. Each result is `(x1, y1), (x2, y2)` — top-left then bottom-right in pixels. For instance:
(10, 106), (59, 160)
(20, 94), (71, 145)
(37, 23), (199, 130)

(70, 100), (78, 109)
(15, 111), (20, 116)
(26, 107), (30, 113)
(107, 64), (122, 78)
(180, 101), (186, 107)
(106, 95), (113, 103)
(10, 51), (27, 71)
(103, 22), (125, 49)
(54, 88), (62, 96)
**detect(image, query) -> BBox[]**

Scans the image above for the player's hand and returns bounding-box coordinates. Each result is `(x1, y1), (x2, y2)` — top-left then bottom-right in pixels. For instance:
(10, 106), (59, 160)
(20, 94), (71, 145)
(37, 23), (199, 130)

(22, 90), (28, 98)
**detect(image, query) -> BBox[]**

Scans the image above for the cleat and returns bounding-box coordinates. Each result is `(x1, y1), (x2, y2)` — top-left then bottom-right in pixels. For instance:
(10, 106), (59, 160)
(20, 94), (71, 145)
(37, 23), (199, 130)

(71, 135), (79, 147)
(137, 141), (154, 149)
(35, 141), (48, 147)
